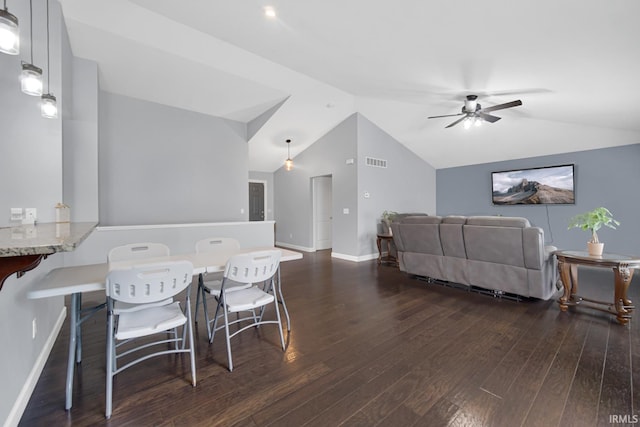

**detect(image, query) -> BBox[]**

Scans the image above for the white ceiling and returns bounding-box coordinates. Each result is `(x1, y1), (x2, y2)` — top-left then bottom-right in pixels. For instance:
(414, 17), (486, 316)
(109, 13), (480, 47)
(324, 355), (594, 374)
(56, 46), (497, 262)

(59, 0), (640, 172)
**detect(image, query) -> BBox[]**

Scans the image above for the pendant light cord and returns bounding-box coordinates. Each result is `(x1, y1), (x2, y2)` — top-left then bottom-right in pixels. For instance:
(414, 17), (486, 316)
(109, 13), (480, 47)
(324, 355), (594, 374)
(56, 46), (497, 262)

(45, 0), (50, 91)
(29, 0), (33, 64)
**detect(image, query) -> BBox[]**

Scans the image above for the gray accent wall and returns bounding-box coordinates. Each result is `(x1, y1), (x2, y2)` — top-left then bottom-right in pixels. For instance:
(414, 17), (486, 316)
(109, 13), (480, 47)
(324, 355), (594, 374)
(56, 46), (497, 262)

(274, 113), (436, 258)
(437, 143), (640, 255)
(98, 92), (249, 225)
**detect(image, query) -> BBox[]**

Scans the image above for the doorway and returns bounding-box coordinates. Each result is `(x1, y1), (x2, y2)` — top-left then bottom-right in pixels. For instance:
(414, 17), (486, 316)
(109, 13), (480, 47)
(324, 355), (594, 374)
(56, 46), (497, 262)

(249, 180), (267, 221)
(312, 175), (332, 250)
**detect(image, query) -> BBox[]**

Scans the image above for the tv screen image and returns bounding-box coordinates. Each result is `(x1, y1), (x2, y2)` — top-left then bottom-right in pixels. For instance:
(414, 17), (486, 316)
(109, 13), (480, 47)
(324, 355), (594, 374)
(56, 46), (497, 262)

(492, 164), (575, 205)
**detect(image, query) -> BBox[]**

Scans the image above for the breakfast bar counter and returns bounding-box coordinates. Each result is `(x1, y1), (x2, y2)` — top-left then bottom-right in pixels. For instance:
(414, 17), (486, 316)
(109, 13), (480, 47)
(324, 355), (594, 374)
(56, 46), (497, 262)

(0, 222), (96, 290)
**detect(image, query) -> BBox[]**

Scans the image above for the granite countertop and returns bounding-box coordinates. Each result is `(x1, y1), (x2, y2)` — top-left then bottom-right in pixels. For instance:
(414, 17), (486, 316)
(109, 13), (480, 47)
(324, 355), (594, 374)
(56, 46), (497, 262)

(0, 222), (97, 257)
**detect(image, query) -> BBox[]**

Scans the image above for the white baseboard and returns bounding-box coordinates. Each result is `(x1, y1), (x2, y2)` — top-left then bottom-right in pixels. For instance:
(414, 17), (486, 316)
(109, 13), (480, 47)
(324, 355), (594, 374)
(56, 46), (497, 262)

(331, 252), (378, 262)
(5, 306), (66, 427)
(273, 243), (378, 263)
(275, 241), (315, 252)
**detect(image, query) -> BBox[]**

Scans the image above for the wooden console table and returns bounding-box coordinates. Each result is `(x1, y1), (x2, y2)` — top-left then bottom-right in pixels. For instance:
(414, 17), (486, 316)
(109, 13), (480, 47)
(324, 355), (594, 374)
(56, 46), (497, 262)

(555, 250), (640, 325)
(376, 234), (398, 267)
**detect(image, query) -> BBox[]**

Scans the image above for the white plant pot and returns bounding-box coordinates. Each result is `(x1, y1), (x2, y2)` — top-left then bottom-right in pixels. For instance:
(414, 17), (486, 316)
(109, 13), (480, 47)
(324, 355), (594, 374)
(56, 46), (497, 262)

(587, 242), (604, 256)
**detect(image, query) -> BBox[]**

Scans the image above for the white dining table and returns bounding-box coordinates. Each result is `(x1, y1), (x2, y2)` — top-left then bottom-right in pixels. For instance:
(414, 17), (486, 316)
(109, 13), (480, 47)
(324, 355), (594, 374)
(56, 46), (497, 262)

(27, 247), (302, 411)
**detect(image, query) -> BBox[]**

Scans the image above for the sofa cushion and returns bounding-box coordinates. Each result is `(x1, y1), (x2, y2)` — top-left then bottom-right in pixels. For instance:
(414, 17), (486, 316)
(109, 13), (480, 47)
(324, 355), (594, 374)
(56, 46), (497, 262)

(440, 218), (467, 259)
(464, 225), (525, 267)
(395, 216), (443, 256)
(466, 216), (531, 228)
(398, 215), (440, 224)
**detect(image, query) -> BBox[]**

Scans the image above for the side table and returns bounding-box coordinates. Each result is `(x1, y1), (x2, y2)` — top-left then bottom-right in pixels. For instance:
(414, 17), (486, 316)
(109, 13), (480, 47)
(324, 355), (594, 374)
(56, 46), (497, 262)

(555, 250), (640, 325)
(376, 234), (398, 267)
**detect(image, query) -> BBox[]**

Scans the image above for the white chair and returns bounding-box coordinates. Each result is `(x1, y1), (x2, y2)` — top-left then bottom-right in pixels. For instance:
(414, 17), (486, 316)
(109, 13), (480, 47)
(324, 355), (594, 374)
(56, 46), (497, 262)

(108, 242), (170, 262)
(209, 250), (285, 371)
(194, 238), (248, 340)
(108, 243), (172, 312)
(105, 260), (196, 418)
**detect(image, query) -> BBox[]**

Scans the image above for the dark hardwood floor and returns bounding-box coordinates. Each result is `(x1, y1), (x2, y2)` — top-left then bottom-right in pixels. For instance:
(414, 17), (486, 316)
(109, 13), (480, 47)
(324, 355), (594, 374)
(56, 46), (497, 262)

(20, 250), (639, 426)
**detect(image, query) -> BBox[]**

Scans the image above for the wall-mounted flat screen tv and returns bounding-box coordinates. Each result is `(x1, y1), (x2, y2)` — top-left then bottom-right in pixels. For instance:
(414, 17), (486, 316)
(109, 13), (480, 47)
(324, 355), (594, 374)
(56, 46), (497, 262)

(492, 164), (575, 205)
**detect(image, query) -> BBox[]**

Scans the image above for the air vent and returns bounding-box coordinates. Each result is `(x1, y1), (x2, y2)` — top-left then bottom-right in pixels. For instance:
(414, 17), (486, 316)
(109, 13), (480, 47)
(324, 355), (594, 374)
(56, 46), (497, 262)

(365, 157), (387, 168)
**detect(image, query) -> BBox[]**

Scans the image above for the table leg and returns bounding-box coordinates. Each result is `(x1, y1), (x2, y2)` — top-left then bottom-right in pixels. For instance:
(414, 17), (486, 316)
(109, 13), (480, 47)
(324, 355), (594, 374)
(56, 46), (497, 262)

(613, 266), (634, 324)
(558, 259), (575, 311)
(376, 237), (382, 265)
(65, 293), (79, 410)
(277, 269), (291, 332)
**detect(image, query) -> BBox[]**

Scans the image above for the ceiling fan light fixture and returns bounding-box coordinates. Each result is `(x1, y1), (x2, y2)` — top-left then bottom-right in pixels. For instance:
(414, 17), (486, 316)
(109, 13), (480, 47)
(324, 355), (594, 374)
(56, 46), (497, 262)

(0, 3), (19, 55)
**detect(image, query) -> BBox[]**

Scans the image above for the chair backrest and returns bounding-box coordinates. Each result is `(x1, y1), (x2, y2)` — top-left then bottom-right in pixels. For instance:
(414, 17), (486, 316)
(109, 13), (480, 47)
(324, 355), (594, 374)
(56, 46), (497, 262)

(106, 260), (194, 303)
(223, 250), (281, 285)
(195, 237), (240, 254)
(108, 243), (170, 262)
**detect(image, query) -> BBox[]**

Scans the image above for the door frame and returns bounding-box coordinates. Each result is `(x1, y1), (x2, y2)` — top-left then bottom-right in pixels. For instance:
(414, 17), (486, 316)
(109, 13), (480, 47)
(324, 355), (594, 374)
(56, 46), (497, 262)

(248, 179), (268, 221)
(311, 175), (332, 251)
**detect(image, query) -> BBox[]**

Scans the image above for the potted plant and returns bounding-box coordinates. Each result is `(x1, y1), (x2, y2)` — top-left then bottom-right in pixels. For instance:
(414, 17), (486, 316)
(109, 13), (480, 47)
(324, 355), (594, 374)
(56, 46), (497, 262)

(381, 210), (398, 235)
(568, 207), (620, 256)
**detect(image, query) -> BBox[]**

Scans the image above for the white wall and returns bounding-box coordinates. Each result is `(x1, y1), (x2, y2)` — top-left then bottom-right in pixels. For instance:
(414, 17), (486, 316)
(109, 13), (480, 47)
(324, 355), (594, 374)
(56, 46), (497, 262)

(274, 113), (437, 260)
(0, 2), (68, 424)
(98, 92), (249, 225)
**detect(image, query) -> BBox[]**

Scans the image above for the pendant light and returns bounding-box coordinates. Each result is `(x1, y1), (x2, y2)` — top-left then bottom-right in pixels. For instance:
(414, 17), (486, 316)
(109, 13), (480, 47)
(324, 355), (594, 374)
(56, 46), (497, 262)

(0, 0), (19, 55)
(21, 0), (43, 96)
(284, 139), (293, 171)
(40, 0), (56, 119)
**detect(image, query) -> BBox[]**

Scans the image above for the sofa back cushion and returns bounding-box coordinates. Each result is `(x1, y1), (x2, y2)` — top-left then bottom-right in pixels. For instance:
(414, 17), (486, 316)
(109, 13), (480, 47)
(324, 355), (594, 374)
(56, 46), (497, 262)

(440, 216), (467, 259)
(392, 216), (443, 256)
(464, 221), (526, 267)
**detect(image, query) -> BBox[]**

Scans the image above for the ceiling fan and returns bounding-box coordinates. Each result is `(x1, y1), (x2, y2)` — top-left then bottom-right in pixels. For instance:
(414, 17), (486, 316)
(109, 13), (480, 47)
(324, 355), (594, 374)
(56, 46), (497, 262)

(428, 95), (522, 129)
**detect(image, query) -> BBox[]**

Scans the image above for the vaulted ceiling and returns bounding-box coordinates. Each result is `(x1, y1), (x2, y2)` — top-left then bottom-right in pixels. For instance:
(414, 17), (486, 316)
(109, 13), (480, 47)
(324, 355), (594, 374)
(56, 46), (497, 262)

(59, 0), (640, 172)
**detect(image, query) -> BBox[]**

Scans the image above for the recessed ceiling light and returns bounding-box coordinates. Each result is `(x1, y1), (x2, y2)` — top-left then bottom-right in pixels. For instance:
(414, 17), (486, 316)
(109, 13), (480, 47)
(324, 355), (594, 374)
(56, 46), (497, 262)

(264, 6), (276, 18)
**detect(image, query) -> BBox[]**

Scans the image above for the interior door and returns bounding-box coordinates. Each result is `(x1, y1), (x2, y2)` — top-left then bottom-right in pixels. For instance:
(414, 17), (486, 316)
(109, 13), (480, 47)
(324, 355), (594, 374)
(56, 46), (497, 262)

(249, 182), (265, 221)
(313, 176), (332, 250)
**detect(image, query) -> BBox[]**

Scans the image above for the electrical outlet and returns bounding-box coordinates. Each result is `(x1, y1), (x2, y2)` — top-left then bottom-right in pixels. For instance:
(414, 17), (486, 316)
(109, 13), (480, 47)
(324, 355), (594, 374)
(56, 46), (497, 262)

(32, 318), (37, 339)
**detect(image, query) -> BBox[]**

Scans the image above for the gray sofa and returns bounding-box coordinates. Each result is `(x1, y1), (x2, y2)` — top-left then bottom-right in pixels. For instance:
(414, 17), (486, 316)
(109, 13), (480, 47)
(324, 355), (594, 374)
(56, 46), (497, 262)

(390, 215), (558, 300)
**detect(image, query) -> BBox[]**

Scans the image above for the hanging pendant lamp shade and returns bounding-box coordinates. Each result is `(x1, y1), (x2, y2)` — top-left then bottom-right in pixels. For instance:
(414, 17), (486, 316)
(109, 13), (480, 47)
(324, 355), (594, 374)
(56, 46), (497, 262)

(0, 2), (19, 55)
(21, 62), (43, 95)
(41, 93), (57, 118)
(21, 0), (42, 96)
(285, 139), (293, 171)
(41, 0), (57, 119)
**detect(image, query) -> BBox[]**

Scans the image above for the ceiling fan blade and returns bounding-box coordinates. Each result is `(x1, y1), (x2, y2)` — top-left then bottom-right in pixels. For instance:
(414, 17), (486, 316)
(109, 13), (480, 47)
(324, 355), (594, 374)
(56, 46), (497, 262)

(427, 113), (465, 119)
(477, 112), (501, 123)
(480, 100), (522, 113)
(445, 116), (468, 128)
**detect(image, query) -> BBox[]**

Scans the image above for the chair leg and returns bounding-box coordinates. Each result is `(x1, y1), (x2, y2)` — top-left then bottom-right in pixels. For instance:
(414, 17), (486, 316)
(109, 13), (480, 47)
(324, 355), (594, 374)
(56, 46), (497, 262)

(202, 288), (212, 342)
(272, 288), (286, 351)
(105, 305), (114, 419)
(223, 305), (234, 372)
(209, 295), (223, 344)
(194, 274), (202, 322)
(185, 294), (197, 387)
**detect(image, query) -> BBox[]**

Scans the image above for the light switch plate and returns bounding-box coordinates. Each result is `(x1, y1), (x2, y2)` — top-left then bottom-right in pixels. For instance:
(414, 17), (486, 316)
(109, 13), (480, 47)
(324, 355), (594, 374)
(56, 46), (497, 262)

(23, 208), (37, 225)
(11, 208), (23, 221)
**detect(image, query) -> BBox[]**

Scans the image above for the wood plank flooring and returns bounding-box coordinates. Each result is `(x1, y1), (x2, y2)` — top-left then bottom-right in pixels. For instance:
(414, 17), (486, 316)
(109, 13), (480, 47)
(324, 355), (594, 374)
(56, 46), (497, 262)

(20, 250), (639, 426)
